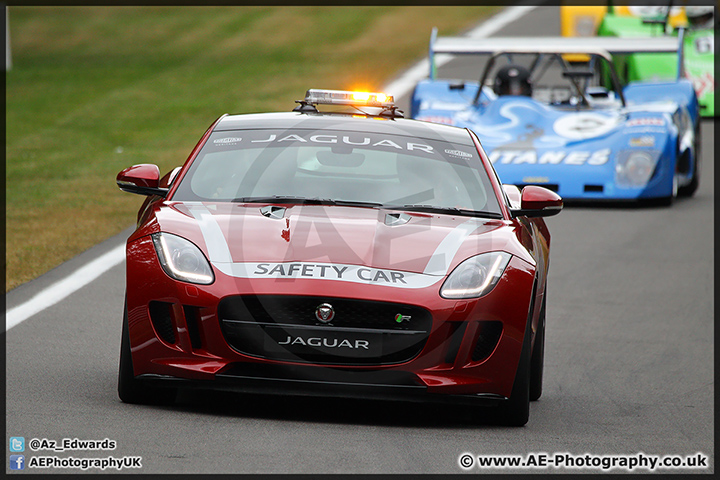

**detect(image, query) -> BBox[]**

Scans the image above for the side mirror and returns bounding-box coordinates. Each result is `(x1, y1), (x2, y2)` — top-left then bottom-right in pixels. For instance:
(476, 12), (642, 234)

(510, 185), (563, 218)
(116, 164), (169, 197)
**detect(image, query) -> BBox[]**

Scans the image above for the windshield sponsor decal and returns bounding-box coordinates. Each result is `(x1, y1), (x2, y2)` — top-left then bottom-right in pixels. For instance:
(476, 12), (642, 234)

(213, 137), (242, 145)
(213, 132), (437, 155)
(445, 149), (473, 158)
(489, 148), (610, 166)
(212, 261), (442, 289)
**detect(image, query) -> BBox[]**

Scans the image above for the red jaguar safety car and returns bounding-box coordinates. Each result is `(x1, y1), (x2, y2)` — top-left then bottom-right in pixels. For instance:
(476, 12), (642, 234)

(116, 89), (562, 426)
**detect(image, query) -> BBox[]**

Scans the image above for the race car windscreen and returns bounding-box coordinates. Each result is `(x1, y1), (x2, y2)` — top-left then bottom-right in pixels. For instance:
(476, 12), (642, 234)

(171, 129), (502, 216)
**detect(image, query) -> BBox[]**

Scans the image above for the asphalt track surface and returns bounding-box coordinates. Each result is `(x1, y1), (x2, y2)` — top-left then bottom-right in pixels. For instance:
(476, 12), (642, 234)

(5, 6), (714, 475)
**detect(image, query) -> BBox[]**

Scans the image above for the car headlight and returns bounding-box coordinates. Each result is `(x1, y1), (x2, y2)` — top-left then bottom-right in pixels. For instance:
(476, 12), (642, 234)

(151, 232), (214, 285)
(616, 150), (659, 187)
(440, 252), (512, 299)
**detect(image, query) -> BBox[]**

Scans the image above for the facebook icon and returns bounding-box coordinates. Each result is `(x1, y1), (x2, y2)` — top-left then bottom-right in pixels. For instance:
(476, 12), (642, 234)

(10, 455), (25, 470)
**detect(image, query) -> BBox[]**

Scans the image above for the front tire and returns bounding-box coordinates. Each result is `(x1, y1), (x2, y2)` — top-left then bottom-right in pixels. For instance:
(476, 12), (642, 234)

(495, 307), (533, 426)
(678, 123), (701, 197)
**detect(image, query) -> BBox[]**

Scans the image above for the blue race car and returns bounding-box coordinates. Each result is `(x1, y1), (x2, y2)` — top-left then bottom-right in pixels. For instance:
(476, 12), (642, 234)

(411, 32), (701, 204)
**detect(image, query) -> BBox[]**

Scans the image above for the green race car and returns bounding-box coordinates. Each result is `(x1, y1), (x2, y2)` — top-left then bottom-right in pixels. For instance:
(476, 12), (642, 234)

(597, 5), (715, 117)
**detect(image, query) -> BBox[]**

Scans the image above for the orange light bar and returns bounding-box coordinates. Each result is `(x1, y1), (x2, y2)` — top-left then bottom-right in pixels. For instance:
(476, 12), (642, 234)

(304, 89), (395, 108)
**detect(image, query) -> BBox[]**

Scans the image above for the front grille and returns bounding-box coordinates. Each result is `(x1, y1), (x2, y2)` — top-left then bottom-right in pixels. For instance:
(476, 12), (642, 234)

(218, 295), (432, 365)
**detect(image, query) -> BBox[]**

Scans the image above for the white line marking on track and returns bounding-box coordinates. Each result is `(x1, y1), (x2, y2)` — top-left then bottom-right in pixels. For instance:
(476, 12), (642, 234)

(5, 244), (125, 332)
(5, 5), (537, 332)
(383, 4), (538, 98)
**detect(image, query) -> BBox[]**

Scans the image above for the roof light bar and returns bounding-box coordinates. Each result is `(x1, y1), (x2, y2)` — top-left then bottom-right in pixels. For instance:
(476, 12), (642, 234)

(303, 89), (395, 108)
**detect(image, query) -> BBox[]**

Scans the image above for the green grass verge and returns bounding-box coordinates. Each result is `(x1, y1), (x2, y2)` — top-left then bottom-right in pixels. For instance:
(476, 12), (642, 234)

(6, 6), (498, 291)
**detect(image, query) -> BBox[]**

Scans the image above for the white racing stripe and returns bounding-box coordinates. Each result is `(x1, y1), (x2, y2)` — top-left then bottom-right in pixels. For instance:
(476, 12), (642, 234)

(5, 5), (535, 331)
(5, 244), (126, 332)
(187, 204), (233, 263)
(423, 220), (483, 275)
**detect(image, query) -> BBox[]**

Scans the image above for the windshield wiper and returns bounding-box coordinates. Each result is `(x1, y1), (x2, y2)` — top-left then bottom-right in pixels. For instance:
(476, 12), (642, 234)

(331, 199), (384, 208)
(387, 204), (503, 219)
(232, 196), (331, 204)
(232, 197), (500, 218)
(232, 196), (383, 209)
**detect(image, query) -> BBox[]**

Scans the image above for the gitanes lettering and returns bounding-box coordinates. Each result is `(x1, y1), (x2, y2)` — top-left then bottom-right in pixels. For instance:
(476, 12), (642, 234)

(489, 148), (611, 166)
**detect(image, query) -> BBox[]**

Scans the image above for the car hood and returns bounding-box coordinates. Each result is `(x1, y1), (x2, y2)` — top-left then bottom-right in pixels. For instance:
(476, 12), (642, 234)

(154, 202), (524, 282)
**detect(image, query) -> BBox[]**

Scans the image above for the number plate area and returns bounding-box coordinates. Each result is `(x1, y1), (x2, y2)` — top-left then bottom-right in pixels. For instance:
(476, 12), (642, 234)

(263, 325), (383, 358)
(218, 295), (432, 365)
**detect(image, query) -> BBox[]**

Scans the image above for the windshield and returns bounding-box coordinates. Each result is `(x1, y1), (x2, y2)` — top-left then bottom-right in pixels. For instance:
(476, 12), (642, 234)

(171, 128), (502, 217)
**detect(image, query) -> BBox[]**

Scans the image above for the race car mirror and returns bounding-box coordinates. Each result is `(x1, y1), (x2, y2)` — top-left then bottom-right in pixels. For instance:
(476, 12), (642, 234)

(116, 164), (169, 197)
(510, 185), (563, 218)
